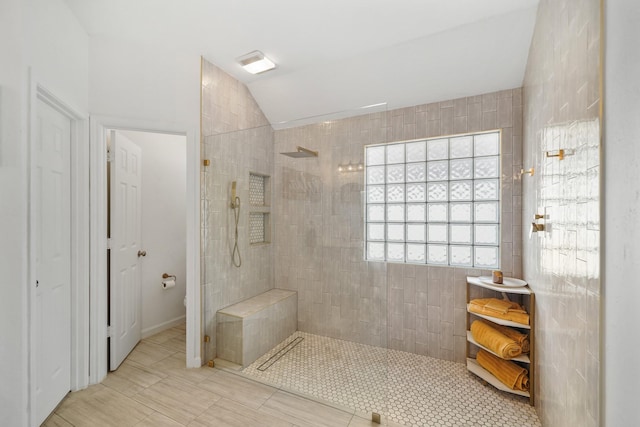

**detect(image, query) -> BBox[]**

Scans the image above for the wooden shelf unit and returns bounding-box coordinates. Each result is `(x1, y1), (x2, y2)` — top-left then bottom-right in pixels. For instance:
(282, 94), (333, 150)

(466, 276), (535, 405)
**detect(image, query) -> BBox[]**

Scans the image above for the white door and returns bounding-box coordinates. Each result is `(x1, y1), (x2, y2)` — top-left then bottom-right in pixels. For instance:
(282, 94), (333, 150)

(109, 130), (143, 370)
(34, 99), (71, 425)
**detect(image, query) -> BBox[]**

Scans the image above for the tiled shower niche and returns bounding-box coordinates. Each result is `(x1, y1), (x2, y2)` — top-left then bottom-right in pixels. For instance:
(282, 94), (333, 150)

(249, 173), (271, 245)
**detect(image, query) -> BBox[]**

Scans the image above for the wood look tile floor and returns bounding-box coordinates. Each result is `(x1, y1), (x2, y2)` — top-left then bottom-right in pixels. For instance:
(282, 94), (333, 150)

(44, 324), (396, 427)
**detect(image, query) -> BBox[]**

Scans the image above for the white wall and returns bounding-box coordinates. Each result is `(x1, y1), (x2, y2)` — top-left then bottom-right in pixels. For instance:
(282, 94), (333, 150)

(119, 130), (187, 336)
(0, 1), (29, 425)
(23, 0), (89, 112)
(89, 35), (199, 129)
(603, 1), (640, 426)
(0, 0), (88, 425)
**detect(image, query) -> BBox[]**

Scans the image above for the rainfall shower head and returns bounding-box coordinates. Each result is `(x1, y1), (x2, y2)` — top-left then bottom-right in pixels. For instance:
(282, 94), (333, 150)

(280, 146), (318, 158)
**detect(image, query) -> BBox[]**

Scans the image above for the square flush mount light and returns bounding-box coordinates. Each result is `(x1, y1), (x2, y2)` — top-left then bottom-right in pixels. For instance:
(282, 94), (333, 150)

(237, 50), (276, 74)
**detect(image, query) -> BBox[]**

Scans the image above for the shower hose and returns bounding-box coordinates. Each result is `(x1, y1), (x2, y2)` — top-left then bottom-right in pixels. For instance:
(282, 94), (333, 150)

(232, 196), (242, 267)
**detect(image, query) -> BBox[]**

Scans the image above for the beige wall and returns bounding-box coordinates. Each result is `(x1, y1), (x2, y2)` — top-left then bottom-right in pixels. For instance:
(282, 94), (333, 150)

(522, 1), (601, 426)
(273, 89), (523, 362)
(200, 59), (275, 361)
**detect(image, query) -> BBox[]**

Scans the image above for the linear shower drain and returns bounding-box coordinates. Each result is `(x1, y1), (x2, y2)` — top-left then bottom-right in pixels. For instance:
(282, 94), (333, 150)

(257, 337), (304, 371)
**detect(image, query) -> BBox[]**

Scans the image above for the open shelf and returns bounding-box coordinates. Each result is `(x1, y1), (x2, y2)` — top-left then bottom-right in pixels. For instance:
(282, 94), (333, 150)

(466, 305), (531, 329)
(466, 358), (530, 398)
(466, 276), (535, 405)
(466, 331), (530, 363)
(466, 276), (533, 295)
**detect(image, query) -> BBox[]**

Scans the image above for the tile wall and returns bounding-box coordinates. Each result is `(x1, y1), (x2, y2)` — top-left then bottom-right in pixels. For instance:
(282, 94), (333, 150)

(200, 59), (275, 360)
(273, 89), (523, 362)
(522, 1), (601, 426)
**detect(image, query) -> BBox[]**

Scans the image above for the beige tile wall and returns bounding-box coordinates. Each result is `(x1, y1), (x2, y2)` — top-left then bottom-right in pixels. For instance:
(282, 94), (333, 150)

(200, 59), (275, 361)
(522, 1), (601, 426)
(273, 89), (523, 362)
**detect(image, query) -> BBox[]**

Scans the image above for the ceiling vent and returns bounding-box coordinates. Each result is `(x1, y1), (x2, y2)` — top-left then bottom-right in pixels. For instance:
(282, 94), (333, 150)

(237, 50), (277, 74)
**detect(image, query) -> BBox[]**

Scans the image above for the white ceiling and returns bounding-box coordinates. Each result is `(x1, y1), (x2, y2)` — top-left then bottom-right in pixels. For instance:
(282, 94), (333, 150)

(64, 0), (539, 128)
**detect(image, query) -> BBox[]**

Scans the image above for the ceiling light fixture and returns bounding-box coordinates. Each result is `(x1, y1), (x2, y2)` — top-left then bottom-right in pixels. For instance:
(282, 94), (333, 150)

(337, 161), (364, 173)
(237, 50), (276, 74)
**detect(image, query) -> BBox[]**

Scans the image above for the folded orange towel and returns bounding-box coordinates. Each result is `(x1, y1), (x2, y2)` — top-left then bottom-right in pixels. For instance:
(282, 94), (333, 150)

(470, 320), (522, 359)
(469, 298), (530, 325)
(484, 298), (513, 314)
(488, 321), (530, 354)
(476, 349), (529, 391)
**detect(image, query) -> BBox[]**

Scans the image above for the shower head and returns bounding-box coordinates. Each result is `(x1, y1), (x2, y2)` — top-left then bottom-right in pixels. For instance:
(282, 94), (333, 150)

(280, 146), (318, 158)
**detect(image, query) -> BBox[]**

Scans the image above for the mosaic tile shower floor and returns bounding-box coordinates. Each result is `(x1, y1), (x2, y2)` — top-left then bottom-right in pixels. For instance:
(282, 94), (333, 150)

(243, 332), (541, 427)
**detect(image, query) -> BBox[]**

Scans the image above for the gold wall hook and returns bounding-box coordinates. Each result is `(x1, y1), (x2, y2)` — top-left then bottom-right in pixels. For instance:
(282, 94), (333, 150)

(545, 149), (565, 160)
(520, 167), (535, 176)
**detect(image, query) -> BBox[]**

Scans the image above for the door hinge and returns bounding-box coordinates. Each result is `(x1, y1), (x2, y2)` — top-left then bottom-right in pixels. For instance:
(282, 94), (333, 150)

(107, 325), (111, 338)
(107, 148), (113, 162)
(107, 238), (111, 250)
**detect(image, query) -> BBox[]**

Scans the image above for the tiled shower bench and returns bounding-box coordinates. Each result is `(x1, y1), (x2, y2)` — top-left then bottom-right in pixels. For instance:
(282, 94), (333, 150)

(216, 288), (297, 367)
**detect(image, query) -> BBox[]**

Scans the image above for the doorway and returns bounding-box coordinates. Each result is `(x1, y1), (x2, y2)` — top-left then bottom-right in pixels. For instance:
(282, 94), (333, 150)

(107, 129), (188, 370)
(88, 116), (200, 387)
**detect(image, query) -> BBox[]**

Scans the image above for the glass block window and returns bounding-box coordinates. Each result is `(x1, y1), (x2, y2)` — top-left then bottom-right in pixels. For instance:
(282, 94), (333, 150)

(364, 131), (500, 268)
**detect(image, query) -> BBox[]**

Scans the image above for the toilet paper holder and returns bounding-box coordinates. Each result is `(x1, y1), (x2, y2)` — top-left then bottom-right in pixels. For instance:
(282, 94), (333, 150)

(162, 273), (177, 290)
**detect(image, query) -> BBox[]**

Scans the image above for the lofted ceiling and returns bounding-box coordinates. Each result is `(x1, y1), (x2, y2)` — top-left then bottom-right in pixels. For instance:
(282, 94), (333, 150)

(64, 0), (539, 128)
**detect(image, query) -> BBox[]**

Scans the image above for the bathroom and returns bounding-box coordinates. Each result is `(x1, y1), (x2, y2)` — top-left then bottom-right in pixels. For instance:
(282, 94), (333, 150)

(200, 0), (600, 424)
(5, 0), (639, 426)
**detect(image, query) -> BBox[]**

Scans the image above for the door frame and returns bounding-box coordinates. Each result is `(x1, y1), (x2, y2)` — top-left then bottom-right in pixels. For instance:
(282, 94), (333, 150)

(27, 73), (90, 426)
(89, 116), (201, 384)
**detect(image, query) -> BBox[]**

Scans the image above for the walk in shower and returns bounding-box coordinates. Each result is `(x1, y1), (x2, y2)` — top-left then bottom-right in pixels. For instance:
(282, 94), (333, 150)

(200, 58), (539, 426)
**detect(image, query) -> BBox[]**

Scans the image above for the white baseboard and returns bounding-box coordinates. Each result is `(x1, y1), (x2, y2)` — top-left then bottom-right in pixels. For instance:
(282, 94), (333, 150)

(188, 356), (203, 368)
(141, 315), (186, 339)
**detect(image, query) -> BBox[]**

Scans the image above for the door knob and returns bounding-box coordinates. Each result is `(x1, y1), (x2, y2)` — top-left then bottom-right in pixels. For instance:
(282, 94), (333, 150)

(137, 250), (147, 257)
